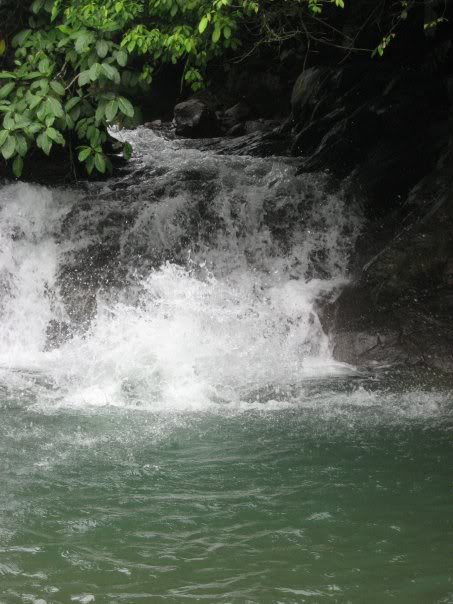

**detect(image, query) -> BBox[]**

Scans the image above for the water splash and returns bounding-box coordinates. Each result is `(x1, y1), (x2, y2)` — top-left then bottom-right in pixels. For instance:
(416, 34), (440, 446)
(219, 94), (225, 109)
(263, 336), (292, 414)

(0, 184), (74, 365)
(0, 130), (362, 408)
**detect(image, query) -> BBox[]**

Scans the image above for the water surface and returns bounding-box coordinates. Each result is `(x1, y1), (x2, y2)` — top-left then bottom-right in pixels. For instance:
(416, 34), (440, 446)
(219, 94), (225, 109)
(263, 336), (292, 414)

(0, 130), (451, 602)
(1, 374), (452, 603)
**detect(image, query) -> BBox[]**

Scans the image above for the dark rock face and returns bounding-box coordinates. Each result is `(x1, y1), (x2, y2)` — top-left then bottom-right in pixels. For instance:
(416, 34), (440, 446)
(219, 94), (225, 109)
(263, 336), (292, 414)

(292, 66), (448, 200)
(174, 98), (219, 138)
(288, 62), (453, 371)
(221, 102), (252, 132)
(172, 59), (292, 141)
(321, 131), (453, 372)
(244, 119), (282, 134)
(223, 66), (288, 117)
(291, 67), (335, 124)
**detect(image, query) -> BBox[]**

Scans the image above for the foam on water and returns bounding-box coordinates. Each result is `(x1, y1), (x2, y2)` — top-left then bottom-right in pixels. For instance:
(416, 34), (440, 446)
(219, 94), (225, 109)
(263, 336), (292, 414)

(1, 129), (423, 414)
(46, 263), (356, 411)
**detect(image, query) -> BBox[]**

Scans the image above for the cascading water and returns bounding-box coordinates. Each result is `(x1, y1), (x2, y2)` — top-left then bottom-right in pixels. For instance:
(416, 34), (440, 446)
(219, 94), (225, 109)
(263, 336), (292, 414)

(0, 129), (360, 409)
(1, 129), (452, 604)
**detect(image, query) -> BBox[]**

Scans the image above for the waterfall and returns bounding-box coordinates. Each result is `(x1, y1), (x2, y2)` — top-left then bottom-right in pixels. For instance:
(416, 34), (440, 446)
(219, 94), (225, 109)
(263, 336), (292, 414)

(0, 129), (361, 409)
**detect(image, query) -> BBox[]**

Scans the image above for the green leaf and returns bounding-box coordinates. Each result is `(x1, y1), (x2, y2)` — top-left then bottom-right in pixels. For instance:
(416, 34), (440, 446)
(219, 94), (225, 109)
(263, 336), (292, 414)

(37, 131), (52, 155)
(87, 126), (100, 146)
(212, 27), (221, 43)
(28, 94), (43, 110)
(71, 105), (81, 122)
(123, 141), (132, 160)
(1, 135), (16, 160)
(0, 72), (16, 79)
(101, 63), (120, 83)
(78, 146), (92, 162)
(32, 79), (49, 95)
(46, 97), (64, 118)
(75, 31), (93, 54)
(78, 70), (91, 87)
(0, 130), (8, 147)
(95, 153), (106, 173)
(65, 97), (81, 112)
(50, 81), (65, 96)
(23, 71), (45, 81)
(12, 30), (32, 48)
(86, 155), (95, 174)
(31, 0), (45, 14)
(116, 50), (128, 67)
(38, 58), (50, 74)
(105, 99), (119, 122)
(46, 127), (65, 145)
(0, 82), (15, 100)
(51, 2), (59, 21)
(95, 103), (106, 124)
(15, 134), (28, 157)
(27, 122), (43, 134)
(96, 40), (109, 59)
(3, 114), (15, 130)
(118, 96), (134, 118)
(199, 16), (209, 34)
(14, 115), (31, 129)
(90, 62), (103, 81)
(13, 155), (24, 178)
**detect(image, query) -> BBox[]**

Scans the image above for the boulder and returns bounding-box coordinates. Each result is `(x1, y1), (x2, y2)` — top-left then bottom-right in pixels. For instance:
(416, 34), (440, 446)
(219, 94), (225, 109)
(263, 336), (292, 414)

(292, 66), (449, 205)
(225, 123), (246, 137)
(224, 67), (287, 117)
(221, 101), (252, 131)
(323, 138), (453, 373)
(144, 119), (163, 129)
(290, 66), (335, 124)
(174, 98), (219, 138)
(244, 119), (281, 134)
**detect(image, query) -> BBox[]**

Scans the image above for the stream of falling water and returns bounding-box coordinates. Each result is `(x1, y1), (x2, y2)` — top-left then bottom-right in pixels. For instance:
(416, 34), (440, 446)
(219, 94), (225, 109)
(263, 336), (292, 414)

(0, 129), (452, 603)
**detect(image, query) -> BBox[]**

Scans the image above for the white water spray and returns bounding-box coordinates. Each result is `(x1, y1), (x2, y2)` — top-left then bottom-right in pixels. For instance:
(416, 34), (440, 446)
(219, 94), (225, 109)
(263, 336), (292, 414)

(0, 130), (361, 409)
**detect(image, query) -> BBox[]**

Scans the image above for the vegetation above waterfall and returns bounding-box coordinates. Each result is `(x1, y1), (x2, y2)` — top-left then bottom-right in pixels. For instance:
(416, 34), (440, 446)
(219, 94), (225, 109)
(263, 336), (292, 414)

(0, 0), (262, 176)
(0, 0), (449, 177)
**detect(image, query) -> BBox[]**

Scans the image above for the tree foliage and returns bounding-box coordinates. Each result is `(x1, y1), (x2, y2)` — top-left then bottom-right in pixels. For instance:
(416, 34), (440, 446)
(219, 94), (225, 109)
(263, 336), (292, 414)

(0, 0), (449, 177)
(0, 0), (263, 176)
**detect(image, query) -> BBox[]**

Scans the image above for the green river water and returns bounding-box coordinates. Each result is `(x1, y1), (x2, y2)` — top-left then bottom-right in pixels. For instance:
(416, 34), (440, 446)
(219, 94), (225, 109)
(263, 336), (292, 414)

(1, 374), (452, 604)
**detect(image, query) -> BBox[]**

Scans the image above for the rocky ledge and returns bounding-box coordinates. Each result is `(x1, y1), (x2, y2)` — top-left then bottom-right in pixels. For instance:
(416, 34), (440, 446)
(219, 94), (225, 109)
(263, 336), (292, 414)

(287, 65), (453, 373)
(326, 140), (453, 373)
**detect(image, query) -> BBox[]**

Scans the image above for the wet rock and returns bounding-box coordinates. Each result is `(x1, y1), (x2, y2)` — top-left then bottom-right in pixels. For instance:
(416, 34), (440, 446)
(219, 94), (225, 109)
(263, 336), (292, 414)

(291, 67), (449, 206)
(45, 320), (72, 350)
(244, 119), (281, 134)
(324, 137), (453, 373)
(174, 98), (219, 138)
(221, 102), (252, 131)
(224, 67), (287, 117)
(331, 331), (401, 367)
(144, 119), (163, 129)
(225, 122), (246, 137)
(189, 130), (291, 157)
(291, 67), (335, 125)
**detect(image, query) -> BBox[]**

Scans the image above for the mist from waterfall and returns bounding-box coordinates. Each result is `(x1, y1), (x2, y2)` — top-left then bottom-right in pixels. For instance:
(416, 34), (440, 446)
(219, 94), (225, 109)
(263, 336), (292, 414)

(0, 129), (362, 410)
